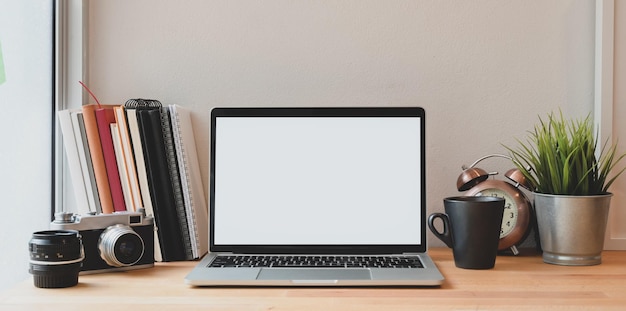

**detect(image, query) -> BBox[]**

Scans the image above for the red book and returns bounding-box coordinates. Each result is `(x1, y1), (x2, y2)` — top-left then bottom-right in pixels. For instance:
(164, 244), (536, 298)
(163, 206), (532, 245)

(95, 106), (127, 212)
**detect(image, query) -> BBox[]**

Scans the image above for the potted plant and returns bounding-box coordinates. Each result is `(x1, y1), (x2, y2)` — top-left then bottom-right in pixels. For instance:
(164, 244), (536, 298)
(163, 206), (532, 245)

(505, 110), (626, 265)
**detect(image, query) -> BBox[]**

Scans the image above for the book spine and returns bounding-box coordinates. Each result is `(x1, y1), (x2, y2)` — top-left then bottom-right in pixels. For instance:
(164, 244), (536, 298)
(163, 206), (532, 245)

(81, 105), (115, 214)
(58, 109), (91, 215)
(110, 123), (134, 211)
(95, 107), (127, 212)
(137, 109), (186, 262)
(161, 107), (193, 260)
(74, 112), (102, 214)
(113, 106), (143, 212)
(124, 109), (153, 212)
(169, 105), (208, 259)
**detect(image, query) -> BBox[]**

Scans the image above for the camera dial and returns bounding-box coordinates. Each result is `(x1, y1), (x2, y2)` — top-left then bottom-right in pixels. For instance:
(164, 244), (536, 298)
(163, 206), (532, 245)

(98, 224), (145, 267)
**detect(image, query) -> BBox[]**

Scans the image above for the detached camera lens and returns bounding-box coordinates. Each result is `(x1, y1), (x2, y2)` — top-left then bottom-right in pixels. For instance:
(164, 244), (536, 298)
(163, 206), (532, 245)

(29, 230), (83, 288)
(98, 224), (145, 267)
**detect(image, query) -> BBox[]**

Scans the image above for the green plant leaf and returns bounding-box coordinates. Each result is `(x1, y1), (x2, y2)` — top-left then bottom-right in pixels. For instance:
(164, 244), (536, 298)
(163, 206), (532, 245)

(503, 110), (626, 195)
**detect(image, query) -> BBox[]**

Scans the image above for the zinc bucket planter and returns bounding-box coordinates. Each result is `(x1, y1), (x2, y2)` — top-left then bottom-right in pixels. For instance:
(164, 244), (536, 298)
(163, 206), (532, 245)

(534, 193), (612, 266)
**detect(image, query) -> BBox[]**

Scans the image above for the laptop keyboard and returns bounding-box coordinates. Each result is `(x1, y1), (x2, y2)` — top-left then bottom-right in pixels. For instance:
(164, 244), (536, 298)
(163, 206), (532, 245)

(209, 255), (424, 268)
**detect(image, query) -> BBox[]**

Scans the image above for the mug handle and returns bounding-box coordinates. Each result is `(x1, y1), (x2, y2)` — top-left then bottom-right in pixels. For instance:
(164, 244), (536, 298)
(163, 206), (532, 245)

(427, 213), (453, 248)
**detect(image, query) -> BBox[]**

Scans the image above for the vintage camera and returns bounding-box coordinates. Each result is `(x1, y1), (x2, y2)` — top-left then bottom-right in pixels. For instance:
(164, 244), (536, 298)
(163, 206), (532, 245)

(50, 210), (155, 273)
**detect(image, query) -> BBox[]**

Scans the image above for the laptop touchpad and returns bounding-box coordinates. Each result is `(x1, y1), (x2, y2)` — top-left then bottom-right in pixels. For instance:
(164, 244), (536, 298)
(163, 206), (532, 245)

(257, 268), (372, 280)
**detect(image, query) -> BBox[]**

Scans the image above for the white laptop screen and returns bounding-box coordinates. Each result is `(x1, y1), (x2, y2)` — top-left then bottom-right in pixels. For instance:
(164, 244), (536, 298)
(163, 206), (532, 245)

(210, 108), (425, 252)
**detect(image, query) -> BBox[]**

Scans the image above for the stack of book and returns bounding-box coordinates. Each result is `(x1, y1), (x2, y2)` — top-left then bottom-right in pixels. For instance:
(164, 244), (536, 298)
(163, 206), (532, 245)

(58, 99), (208, 262)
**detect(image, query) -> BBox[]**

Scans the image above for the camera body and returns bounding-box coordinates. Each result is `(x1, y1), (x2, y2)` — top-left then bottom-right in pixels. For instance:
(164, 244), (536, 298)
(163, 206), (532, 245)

(50, 210), (155, 273)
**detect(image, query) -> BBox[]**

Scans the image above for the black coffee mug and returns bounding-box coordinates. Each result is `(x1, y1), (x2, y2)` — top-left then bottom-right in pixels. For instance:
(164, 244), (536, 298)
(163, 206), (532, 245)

(428, 196), (505, 269)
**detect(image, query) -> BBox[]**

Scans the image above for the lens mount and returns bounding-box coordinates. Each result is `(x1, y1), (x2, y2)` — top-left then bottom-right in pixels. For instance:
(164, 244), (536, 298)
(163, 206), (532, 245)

(98, 224), (145, 267)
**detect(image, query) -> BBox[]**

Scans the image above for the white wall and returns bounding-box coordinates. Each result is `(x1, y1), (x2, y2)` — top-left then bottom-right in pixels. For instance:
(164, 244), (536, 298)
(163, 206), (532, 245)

(87, 0), (595, 247)
(0, 0), (53, 291)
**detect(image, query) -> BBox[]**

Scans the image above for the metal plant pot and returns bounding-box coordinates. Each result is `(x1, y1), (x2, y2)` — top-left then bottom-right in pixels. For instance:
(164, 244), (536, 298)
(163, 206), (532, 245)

(534, 193), (612, 266)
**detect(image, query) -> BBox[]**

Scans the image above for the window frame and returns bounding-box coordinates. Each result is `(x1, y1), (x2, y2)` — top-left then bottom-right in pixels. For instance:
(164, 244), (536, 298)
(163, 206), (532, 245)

(595, 0), (626, 250)
(54, 0), (88, 218)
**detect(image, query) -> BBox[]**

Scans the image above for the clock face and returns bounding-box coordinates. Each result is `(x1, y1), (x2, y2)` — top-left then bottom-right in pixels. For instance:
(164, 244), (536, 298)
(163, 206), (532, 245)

(474, 188), (518, 238)
(465, 179), (531, 251)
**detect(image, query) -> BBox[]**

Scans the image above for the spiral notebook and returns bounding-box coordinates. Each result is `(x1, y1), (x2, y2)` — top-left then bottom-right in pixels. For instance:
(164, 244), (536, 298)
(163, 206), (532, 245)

(168, 105), (209, 259)
(125, 100), (208, 261)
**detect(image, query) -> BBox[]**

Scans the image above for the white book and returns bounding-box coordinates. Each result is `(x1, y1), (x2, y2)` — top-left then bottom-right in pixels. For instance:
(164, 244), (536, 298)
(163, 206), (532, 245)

(114, 107), (142, 211)
(110, 123), (132, 211)
(70, 111), (100, 213)
(125, 109), (154, 215)
(58, 109), (91, 215)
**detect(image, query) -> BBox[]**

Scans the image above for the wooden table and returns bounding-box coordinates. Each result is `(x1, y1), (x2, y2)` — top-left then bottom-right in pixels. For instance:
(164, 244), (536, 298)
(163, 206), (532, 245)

(2, 248), (625, 310)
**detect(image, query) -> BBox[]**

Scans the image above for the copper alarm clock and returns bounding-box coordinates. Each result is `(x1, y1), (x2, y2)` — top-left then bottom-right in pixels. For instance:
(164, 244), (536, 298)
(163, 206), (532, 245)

(456, 154), (532, 255)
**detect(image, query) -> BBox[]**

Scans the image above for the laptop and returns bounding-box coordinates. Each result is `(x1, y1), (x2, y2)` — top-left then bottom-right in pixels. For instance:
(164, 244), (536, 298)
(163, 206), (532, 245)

(185, 106), (444, 286)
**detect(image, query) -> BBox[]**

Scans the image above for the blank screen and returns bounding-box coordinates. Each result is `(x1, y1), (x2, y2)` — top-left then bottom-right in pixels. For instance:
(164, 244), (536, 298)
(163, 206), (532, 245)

(213, 116), (422, 245)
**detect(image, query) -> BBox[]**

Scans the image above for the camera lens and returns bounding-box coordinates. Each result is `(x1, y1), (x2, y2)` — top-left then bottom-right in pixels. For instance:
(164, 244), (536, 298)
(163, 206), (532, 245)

(98, 224), (145, 267)
(29, 230), (83, 288)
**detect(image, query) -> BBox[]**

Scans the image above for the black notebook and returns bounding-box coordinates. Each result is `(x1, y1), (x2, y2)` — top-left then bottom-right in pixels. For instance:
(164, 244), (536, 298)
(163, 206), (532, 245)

(136, 109), (186, 261)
